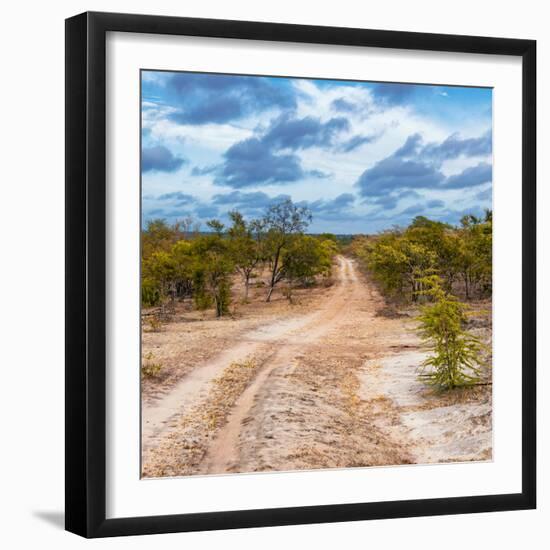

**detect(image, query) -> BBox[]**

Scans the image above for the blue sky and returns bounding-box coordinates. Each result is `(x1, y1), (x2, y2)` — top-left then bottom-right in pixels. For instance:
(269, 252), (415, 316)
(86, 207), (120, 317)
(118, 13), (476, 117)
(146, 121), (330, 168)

(141, 70), (492, 234)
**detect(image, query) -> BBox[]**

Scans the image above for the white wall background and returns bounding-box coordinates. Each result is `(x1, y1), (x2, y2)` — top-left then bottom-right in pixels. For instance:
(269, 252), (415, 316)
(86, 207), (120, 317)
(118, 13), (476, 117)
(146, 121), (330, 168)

(0, 1), (546, 548)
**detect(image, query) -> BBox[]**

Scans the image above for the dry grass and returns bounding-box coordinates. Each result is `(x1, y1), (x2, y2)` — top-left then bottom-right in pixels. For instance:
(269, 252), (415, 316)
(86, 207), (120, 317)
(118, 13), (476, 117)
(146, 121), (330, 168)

(141, 270), (331, 405)
(142, 358), (261, 478)
(141, 352), (162, 378)
(203, 359), (259, 430)
(144, 314), (163, 333)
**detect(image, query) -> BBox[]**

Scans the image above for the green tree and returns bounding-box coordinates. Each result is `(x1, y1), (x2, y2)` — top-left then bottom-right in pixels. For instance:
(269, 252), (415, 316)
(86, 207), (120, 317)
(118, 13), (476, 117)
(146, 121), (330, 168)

(206, 219), (225, 235)
(281, 235), (335, 297)
(141, 277), (161, 307)
(456, 215), (492, 299)
(362, 234), (408, 295)
(191, 231), (234, 317)
(363, 232), (436, 300)
(141, 218), (199, 307)
(227, 211), (263, 301)
(436, 232), (463, 293)
(145, 250), (176, 301)
(416, 276), (484, 390)
(351, 212), (492, 302)
(262, 199), (312, 302)
(171, 240), (194, 299)
(141, 219), (175, 259)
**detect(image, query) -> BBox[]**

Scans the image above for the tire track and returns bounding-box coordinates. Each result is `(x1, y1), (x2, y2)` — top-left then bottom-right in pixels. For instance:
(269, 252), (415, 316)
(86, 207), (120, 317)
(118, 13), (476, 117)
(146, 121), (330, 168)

(142, 256), (352, 456)
(198, 256), (362, 474)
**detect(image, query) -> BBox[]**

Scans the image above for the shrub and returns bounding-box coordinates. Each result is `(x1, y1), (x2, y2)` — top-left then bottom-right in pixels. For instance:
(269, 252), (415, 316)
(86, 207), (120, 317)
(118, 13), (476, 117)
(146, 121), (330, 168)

(214, 280), (232, 317)
(141, 277), (161, 307)
(416, 276), (484, 390)
(141, 352), (162, 378)
(193, 270), (212, 310)
(147, 314), (162, 332)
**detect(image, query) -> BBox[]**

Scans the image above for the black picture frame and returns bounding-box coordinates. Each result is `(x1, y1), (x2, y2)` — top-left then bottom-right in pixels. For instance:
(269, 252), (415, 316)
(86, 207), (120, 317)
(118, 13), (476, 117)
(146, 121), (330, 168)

(65, 11), (536, 538)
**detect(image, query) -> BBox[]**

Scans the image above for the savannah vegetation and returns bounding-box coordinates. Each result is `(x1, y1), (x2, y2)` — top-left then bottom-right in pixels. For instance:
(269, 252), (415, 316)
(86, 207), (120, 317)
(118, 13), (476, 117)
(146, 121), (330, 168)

(142, 200), (491, 391)
(350, 211), (492, 390)
(141, 198), (338, 317)
(349, 211), (492, 302)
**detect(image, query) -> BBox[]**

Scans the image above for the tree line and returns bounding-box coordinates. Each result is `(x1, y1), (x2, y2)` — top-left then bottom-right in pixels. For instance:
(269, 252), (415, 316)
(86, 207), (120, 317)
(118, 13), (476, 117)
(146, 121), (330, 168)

(141, 198), (338, 316)
(350, 212), (492, 390)
(350, 211), (492, 303)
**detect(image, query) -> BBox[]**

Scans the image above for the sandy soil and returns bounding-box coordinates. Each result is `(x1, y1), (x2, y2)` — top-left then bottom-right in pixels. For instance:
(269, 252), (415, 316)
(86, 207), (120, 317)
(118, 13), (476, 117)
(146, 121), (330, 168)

(141, 269), (330, 405)
(141, 256), (492, 478)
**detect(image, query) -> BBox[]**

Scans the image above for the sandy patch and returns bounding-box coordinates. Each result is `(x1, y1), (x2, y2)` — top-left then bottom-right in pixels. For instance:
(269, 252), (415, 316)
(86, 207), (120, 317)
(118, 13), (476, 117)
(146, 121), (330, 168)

(359, 351), (492, 464)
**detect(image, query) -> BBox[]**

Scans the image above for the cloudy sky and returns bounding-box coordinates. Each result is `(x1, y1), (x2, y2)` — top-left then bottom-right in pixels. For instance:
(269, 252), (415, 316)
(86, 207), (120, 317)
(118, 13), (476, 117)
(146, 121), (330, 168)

(141, 70), (492, 234)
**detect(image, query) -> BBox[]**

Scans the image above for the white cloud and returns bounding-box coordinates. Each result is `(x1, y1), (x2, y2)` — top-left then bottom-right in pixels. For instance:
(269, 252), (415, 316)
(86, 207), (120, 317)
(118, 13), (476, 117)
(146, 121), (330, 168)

(142, 74), (492, 233)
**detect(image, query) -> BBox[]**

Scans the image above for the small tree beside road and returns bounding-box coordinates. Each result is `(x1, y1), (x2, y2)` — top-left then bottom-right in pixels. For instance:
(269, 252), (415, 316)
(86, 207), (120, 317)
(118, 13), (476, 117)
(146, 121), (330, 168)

(416, 276), (484, 390)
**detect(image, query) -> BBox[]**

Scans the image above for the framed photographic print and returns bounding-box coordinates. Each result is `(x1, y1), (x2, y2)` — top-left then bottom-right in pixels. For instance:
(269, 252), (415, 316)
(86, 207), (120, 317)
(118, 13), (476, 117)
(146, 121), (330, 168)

(65, 11), (536, 538)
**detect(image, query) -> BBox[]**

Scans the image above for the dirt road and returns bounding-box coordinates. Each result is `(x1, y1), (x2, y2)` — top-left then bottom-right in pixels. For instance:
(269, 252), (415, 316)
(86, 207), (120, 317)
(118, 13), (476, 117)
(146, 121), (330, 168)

(142, 256), (492, 478)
